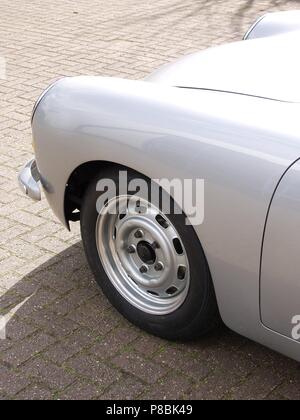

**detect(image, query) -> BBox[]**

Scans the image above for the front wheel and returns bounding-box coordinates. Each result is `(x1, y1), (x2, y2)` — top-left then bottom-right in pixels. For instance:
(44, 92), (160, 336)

(80, 168), (219, 340)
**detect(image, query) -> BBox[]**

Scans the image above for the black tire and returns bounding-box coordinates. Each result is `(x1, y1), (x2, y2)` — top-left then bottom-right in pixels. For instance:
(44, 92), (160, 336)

(80, 167), (220, 340)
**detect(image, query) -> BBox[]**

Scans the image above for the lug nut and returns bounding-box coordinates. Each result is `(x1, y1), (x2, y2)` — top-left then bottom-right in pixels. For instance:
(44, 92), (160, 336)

(140, 264), (148, 274)
(154, 262), (164, 271)
(134, 229), (144, 239)
(127, 245), (136, 254)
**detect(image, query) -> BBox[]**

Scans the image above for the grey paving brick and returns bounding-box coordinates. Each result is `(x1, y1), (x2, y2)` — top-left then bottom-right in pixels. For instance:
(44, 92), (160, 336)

(58, 380), (102, 400)
(20, 357), (76, 391)
(15, 384), (53, 400)
(1, 333), (55, 367)
(99, 376), (146, 400)
(88, 327), (139, 360)
(0, 363), (32, 396)
(143, 373), (192, 400)
(112, 352), (169, 384)
(66, 354), (121, 387)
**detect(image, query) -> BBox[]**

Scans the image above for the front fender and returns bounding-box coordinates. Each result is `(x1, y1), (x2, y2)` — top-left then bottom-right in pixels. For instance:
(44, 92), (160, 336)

(32, 76), (300, 361)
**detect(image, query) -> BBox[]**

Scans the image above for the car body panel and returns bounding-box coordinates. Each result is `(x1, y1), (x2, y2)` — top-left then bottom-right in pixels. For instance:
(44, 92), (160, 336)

(32, 75), (300, 361)
(261, 159), (300, 340)
(244, 10), (300, 40)
(146, 30), (300, 103)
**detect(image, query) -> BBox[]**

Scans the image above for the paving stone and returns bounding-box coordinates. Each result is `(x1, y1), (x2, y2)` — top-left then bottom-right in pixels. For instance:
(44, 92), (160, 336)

(112, 352), (169, 384)
(229, 367), (284, 400)
(44, 328), (97, 364)
(154, 345), (213, 382)
(0, 364), (31, 396)
(189, 370), (243, 400)
(143, 373), (192, 400)
(67, 305), (121, 336)
(20, 358), (76, 391)
(99, 376), (146, 400)
(38, 237), (71, 254)
(1, 333), (55, 367)
(15, 384), (53, 400)
(24, 308), (79, 338)
(6, 317), (38, 342)
(273, 370), (300, 400)
(88, 327), (139, 360)
(8, 210), (44, 228)
(132, 334), (165, 357)
(66, 354), (121, 387)
(58, 380), (102, 400)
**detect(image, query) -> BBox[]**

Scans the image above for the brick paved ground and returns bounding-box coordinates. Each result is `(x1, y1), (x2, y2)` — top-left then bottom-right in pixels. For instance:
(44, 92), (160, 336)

(1, 0), (300, 400)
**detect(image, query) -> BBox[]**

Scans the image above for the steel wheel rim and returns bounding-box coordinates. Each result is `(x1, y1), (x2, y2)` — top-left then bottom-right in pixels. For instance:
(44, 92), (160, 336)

(96, 195), (190, 315)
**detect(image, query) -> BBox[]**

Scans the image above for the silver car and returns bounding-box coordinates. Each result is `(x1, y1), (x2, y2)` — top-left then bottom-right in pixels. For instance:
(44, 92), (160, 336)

(19, 11), (300, 362)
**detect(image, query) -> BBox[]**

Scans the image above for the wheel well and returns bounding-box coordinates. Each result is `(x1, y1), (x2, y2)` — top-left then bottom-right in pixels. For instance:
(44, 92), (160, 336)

(64, 161), (125, 223)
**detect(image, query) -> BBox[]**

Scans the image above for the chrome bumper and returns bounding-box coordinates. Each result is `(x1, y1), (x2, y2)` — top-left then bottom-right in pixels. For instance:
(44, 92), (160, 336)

(18, 159), (41, 201)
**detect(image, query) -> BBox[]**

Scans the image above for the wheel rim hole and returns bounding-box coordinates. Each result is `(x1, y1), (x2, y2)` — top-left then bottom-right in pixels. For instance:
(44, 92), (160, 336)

(166, 286), (178, 295)
(173, 238), (184, 255)
(177, 265), (186, 280)
(155, 214), (169, 229)
(119, 213), (126, 220)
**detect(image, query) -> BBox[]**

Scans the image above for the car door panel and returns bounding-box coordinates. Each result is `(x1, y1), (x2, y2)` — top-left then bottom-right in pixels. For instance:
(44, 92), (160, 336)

(261, 159), (300, 341)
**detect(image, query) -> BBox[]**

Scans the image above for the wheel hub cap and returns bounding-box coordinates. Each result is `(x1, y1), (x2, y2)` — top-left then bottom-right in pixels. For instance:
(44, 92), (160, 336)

(137, 241), (156, 265)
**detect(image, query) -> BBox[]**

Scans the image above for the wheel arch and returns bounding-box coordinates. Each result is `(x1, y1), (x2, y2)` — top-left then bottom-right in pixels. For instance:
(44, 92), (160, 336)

(64, 160), (133, 225)
(65, 157), (220, 312)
